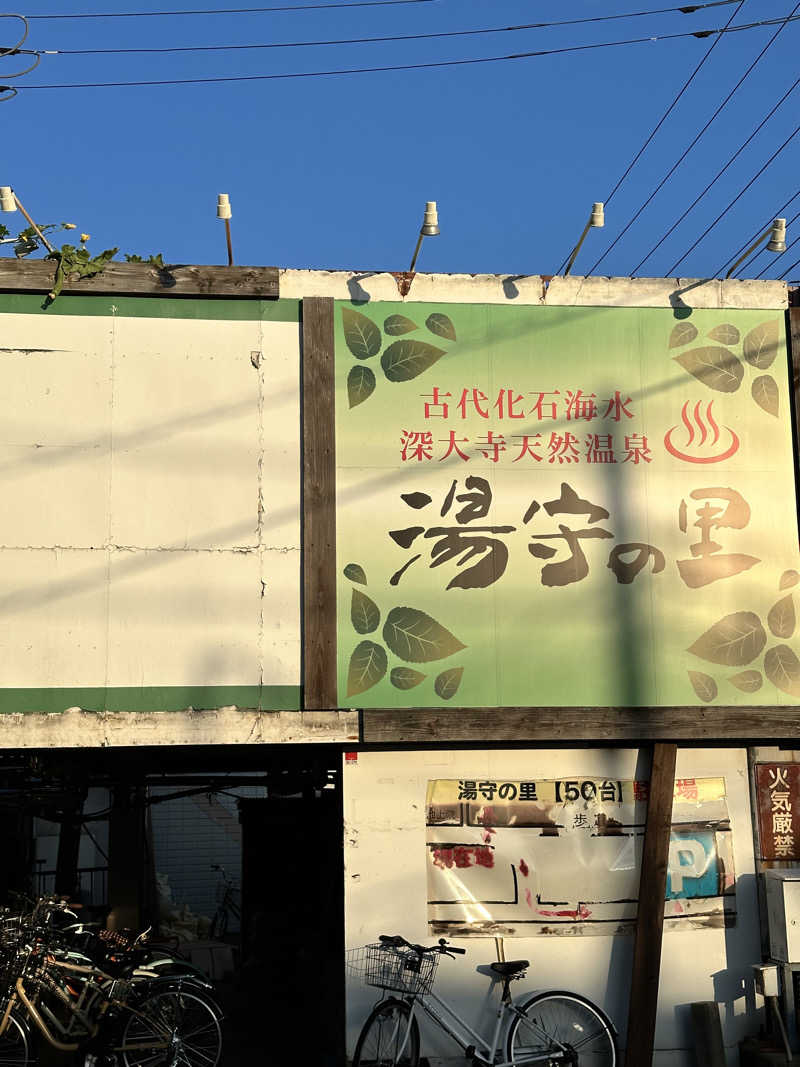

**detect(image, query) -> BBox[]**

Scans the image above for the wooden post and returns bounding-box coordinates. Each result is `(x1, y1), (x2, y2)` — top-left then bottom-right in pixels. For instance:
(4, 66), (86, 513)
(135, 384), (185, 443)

(302, 296), (337, 710)
(625, 742), (677, 1066)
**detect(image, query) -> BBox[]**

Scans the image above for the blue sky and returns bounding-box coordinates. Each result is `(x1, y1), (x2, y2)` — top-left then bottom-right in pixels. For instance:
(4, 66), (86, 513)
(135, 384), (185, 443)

(2, 0), (799, 279)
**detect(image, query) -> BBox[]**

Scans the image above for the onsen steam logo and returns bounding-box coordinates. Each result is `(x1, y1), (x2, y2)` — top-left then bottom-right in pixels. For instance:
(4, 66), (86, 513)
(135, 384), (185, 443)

(664, 401), (739, 464)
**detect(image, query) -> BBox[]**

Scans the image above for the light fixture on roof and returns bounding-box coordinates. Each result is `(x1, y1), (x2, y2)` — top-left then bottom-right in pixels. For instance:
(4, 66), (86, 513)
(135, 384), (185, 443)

(217, 192), (234, 266)
(409, 201), (440, 271)
(563, 202), (605, 276)
(0, 185), (54, 252)
(725, 218), (786, 278)
(395, 201), (440, 296)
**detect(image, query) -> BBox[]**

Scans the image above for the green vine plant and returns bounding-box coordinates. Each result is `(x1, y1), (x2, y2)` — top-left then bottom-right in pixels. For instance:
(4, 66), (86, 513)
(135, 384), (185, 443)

(668, 316), (782, 417)
(0, 220), (78, 258)
(1, 220), (166, 305)
(342, 562), (466, 702)
(342, 306), (458, 409)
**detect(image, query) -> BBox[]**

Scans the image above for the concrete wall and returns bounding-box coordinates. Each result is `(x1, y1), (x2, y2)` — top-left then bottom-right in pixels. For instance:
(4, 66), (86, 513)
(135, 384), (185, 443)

(343, 748), (763, 1066)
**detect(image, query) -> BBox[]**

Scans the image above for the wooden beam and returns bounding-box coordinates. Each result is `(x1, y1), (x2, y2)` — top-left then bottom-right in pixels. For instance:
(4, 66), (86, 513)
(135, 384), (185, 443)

(361, 705), (800, 743)
(302, 296), (337, 710)
(625, 742), (677, 1067)
(0, 259), (279, 298)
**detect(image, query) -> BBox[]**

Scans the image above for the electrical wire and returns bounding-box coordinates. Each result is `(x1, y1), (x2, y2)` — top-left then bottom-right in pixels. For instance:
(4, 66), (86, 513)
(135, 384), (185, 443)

(667, 126), (800, 276)
(779, 250), (800, 280)
(578, 0), (746, 275)
(713, 189), (800, 276)
(38, 1), (746, 55)
(0, 13), (28, 53)
(750, 207), (800, 277)
(630, 21), (800, 278)
(558, 0), (746, 277)
(27, 0), (433, 18)
(20, 15), (800, 90)
(601, 0), (746, 210)
(619, 1), (800, 277)
(0, 50), (41, 77)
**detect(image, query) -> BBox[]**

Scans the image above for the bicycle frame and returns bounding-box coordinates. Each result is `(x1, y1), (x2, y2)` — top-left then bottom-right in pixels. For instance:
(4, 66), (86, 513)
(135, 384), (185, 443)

(401, 986), (576, 1066)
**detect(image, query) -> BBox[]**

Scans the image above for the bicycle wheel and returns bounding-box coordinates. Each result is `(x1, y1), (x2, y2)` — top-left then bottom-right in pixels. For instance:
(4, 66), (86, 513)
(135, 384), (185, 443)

(506, 991), (617, 1066)
(118, 988), (223, 1067)
(353, 998), (420, 1067)
(0, 1011), (32, 1067)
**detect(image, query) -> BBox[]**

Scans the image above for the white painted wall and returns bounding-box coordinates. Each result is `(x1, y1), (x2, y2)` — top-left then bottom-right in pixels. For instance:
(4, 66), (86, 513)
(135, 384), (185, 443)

(0, 301), (302, 746)
(343, 748), (762, 1066)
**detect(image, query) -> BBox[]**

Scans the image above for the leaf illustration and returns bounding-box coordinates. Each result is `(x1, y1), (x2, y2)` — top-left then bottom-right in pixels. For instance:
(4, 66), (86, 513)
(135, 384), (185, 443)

(768, 595), (795, 639)
(343, 563), (367, 585)
(390, 667), (427, 690)
(669, 321), (698, 349)
(673, 347), (743, 393)
(764, 644), (800, 697)
(384, 314), (418, 336)
(707, 323), (740, 345)
(434, 666), (464, 701)
(752, 374), (778, 417)
(780, 570), (800, 590)
(347, 365), (376, 409)
(383, 606), (466, 663)
(346, 640), (387, 698)
(381, 339), (447, 382)
(688, 670), (717, 703)
(743, 319), (780, 370)
(730, 669), (763, 693)
(426, 313), (456, 341)
(687, 610), (766, 666)
(342, 307), (381, 360)
(351, 588), (380, 634)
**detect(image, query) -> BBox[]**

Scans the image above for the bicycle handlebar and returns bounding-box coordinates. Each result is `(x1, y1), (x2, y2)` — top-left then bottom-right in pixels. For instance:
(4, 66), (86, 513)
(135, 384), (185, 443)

(378, 934), (466, 956)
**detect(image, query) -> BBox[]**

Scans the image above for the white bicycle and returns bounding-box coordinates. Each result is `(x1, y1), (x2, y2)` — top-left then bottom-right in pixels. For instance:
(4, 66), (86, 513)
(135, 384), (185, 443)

(351, 934), (617, 1066)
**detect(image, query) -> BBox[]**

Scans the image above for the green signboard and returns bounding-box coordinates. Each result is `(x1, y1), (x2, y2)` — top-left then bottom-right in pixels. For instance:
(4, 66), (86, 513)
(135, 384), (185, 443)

(334, 301), (799, 709)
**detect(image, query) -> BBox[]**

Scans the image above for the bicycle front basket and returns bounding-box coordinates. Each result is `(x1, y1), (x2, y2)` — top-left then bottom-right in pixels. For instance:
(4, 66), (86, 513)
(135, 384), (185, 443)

(363, 943), (438, 996)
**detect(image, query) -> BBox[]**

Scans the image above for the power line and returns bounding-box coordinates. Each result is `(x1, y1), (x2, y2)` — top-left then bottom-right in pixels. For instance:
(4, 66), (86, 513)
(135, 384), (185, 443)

(17, 15), (800, 91)
(578, 0), (746, 275)
(37, 1), (745, 54)
(602, 0), (746, 209)
(26, 0), (433, 18)
(750, 206), (800, 277)
(628, 0), (800, 275)
(713, 189), (800, 276)
(613, 1), (800, 277)
(631, 81), (800, 275)
(667, 126), (800, 276)
(779, 249), (800, 280)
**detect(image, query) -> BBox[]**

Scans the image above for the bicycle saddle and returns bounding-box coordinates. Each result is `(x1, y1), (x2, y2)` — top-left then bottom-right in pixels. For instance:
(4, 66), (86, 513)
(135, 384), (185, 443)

(490, 960), (529, 977)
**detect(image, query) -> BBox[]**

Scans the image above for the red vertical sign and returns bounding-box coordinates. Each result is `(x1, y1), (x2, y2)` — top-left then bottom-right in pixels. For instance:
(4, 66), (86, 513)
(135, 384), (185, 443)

(755, 763), (800, 861)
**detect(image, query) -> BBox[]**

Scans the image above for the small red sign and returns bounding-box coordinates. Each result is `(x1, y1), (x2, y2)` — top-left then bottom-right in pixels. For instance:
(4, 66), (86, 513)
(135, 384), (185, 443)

(755, 763), (800, 860)
(345, 751), (358, 763)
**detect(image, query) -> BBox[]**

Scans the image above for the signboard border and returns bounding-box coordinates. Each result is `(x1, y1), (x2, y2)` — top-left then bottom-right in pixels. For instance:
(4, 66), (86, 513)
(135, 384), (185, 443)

(304, 301), (800, 741)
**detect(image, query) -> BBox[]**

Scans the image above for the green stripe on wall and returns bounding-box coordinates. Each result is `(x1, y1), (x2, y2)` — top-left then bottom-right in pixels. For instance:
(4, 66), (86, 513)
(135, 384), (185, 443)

(0, 686), (300, 714)
(0, 292), (300, 322)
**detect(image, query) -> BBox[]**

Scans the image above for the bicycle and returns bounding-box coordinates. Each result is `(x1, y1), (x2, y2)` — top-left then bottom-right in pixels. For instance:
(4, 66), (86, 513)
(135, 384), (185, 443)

(209, 865), (240, 940)
(351, 934), (617, 1066)
(0, 897), (224, 1066)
